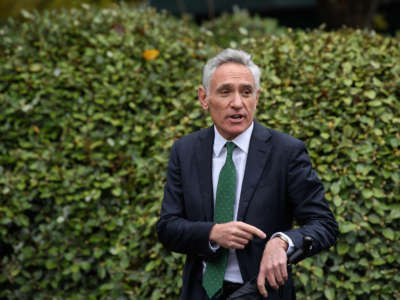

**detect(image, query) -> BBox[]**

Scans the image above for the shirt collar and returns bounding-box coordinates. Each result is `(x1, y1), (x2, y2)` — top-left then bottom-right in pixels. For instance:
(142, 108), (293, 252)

(213, 122), (254, 157)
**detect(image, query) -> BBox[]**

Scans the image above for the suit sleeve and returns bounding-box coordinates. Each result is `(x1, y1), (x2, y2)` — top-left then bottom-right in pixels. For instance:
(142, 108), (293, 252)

(283, 141), (338, 257)
(156, 141), (217, 258)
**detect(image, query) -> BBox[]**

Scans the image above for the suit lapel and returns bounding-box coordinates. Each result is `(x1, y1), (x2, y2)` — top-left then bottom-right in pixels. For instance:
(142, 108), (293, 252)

(237, 121), (272, 221)
(196, 126), (215, 221)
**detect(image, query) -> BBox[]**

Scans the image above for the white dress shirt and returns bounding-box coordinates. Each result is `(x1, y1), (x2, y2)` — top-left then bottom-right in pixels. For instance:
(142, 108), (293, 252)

(208, 122), (294, 283)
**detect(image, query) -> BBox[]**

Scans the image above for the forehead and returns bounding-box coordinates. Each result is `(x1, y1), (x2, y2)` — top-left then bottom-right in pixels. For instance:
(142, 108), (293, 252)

(210, 62), (255, 89)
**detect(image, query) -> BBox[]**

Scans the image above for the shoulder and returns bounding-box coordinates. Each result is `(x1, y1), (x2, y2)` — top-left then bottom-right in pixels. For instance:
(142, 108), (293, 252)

(254, 121), (304, 150)
(171, 126), (213, 153)
(174, 127), (208, 145)
(269, 128), (304, 149)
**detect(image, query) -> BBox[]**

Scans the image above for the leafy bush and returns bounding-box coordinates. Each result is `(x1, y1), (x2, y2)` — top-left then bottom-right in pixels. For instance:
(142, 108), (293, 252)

(0, 5), (215, 299)
(0, 0), (144, 18)
(247, 29), (400, 300)
(0, 4), (399, 300)
(202, 6), (287, 49)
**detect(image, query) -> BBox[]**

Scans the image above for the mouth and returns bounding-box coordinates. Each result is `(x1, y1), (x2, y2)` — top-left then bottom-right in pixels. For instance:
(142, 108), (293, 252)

(229, 114), (245, 121)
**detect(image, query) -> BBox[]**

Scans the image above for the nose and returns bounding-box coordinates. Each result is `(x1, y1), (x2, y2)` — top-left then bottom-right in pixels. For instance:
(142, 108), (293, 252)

(230, 91), (243, 109)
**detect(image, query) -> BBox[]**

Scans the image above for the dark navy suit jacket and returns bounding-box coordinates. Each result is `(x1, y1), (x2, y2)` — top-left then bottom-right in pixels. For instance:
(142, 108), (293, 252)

(156, 120), (338, 300)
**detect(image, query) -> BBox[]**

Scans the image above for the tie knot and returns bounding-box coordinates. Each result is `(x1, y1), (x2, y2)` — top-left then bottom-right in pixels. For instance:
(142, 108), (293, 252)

(226, 142), (235, 156)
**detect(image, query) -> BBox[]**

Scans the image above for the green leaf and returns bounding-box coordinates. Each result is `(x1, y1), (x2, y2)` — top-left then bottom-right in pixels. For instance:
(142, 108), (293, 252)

(99, 283), (114, 291)
(271, 75), (281, 85)
(112, 187), (122, 197)
(368, 214), (381, 224)
(390, 138), (399, 148)
(344, 79), (353, 87)
(312, 267), (324, 278)
(355, 243), (364, 253)
(151, 289), (162, 300)
(368, 100), (382, 107)
(29, 63), (42, 72)
(333, 195), (342, 207)
(324, 288), (335, 300)
(330, 182), (340, 194)
(373, 188), (385, 198)
(382, 228), (395, 240)
(372, 257), (385, 266)
(389, 207), (400, 219)
(340, 222), (357, 233)
(321, 132), (330, 139)
(145, 261), (156, 272)
(337, 243), (349, 255)
(364, 90), (376, 99)
(362, 190), (373, 199)
(299, 273), (308, 286)
(370, 61), (380, 69)
(342, 62), (352, 73)
(45, 260), (57, 270)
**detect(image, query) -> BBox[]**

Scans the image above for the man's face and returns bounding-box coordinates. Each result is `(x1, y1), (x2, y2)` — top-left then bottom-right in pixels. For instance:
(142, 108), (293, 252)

(198, 62), (259, 140)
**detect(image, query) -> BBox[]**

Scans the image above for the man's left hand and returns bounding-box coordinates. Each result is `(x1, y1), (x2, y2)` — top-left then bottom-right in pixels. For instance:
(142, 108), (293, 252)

(257, 237), (288, 298)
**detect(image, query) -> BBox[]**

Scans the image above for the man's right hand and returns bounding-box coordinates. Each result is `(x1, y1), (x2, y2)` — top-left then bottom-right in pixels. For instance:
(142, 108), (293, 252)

(209, 221), (266, 249)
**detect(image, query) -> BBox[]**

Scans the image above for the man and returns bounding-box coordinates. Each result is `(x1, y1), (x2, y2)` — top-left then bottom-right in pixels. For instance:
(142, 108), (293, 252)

(156, 49), (338, 300)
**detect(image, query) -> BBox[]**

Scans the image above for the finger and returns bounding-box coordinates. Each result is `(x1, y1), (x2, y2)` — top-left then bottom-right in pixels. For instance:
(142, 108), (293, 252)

(266, 269), (279, 290)
(230, 223), (253, 238)
(228, 241), (247, 249)
(271, 260), (287, 286)
(276, 253), (288, 283)
(234, 243), (246, 249)
(281, 261), (288, 281)
(232, 236), (250, 246)
(227, 237), (249, 249)
(257, 272), (268, 297)
(237, 222), (266, 239)
(233, 228), (253, 241)
(274, 266), (284, 286)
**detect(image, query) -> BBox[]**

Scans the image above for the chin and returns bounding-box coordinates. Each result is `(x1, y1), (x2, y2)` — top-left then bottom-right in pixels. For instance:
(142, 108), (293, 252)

(225, 127), (246, 139)
(217, 121), (251, 139)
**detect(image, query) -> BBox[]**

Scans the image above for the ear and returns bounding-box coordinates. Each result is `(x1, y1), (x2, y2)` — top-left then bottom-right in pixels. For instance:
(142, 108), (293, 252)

(255, 88), (260, 105)
(198, 86), (209, 110)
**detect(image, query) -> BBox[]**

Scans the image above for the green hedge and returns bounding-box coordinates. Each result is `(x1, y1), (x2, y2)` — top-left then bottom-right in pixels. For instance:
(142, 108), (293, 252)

(0, 4), (399, 300)
(202, 7), (287, 48)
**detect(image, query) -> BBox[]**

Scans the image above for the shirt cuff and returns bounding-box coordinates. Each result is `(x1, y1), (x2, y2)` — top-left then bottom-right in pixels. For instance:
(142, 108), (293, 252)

(209, 241), (220, 252)
(271, 232), (295, 255)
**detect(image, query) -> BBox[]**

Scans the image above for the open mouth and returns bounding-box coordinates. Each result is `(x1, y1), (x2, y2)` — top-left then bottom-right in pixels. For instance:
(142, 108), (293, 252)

(230, 114), (244, 120)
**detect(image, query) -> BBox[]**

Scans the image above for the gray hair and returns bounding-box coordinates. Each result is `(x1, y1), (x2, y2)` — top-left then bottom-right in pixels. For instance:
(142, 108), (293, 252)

(202, 48), (261, 93)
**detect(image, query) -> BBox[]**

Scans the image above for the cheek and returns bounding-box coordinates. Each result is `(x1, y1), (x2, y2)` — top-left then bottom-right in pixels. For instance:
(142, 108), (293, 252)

(209, 106), (224, 122)
(210, 103), (226, 117)
(246, 100), (257, 114)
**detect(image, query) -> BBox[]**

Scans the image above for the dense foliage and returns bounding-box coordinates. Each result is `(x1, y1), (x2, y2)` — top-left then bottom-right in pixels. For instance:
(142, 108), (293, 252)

(0, 0), (143, 18)
(0, 4), (399, 300)
(202, 6), (287, 48)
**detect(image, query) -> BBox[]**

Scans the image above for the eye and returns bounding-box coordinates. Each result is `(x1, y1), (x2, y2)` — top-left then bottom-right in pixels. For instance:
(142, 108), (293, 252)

(242, 89), (252, 97)
(220, 89), (231, 96)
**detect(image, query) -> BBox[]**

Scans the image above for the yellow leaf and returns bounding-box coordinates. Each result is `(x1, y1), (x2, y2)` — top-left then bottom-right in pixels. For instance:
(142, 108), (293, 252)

(142, 49), (160, 61)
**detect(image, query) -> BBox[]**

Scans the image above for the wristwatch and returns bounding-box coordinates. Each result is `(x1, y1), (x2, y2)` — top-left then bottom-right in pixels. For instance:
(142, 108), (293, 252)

(274, 233), (290, 246)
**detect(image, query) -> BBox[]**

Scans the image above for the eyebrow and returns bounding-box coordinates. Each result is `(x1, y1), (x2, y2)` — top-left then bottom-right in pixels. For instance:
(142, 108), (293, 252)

(216, 84), (233, 92)
(240, 84), (254, 91)
(216, 83), (254, 92)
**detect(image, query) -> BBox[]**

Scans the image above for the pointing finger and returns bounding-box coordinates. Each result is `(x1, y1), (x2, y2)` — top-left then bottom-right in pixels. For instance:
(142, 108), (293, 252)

(237, 222), (266, 239)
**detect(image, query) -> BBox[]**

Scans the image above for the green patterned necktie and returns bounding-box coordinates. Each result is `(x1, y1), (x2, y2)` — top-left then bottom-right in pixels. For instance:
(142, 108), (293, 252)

(203, 142), (237, 299)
